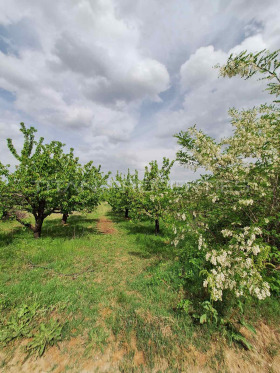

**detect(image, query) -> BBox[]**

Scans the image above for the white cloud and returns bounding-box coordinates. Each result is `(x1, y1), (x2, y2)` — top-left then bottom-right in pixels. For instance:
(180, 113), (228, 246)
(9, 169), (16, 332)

(0, 0), (280, 182)
(156, 31), (278, 142)
(180, 46), (227, 91)
(229, 34), (267, 55)
(180, 34), (269, 93)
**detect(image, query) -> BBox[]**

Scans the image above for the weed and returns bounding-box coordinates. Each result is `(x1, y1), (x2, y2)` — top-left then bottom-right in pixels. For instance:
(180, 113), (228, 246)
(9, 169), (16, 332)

(177, 299), (192, 314)
(25, 319), (63, 357)
(0, 304), (39, 345)
(84, 328), (109, 355)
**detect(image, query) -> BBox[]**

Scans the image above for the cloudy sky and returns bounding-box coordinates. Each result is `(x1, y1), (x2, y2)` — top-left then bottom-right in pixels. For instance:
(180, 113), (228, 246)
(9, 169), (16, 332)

(0, 0), (279, 183)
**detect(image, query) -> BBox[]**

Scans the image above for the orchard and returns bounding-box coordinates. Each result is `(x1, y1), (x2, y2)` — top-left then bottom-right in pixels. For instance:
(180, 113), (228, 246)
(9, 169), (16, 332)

(0, 49), (279, 368)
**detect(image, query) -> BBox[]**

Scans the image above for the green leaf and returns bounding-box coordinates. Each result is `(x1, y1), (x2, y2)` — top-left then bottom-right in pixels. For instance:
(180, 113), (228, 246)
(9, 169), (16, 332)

(200, 314), (207, 324)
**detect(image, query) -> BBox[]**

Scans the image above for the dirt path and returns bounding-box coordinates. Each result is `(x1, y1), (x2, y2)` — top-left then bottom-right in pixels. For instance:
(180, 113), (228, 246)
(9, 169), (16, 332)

(97, 216), (117, 235)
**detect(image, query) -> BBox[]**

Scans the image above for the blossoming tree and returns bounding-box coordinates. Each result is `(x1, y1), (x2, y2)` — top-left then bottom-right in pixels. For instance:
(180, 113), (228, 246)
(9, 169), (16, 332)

(173, 49), (280, 302)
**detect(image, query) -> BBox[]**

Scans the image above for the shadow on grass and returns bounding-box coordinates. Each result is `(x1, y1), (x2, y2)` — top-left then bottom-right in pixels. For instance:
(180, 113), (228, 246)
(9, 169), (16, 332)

(106, 211), (127, 224)
(106, 211), (159, 235)
(128, 251), (153, 259)
(130, 235), (173, 260)
(0, 215), (102, 243)
(0, 226), (25, 247)
(106, 211), (174, 260)
(41, 216), (101, 239)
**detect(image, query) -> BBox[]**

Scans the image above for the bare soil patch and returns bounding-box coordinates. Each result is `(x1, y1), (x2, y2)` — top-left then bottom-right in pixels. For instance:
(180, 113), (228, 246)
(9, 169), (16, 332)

(1, 321), (280, 373)
(97, 217), (117, 235)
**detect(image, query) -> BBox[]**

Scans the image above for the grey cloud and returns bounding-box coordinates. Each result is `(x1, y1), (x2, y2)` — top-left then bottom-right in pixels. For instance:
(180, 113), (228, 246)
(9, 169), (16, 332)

(83, 60), (170, 105)
(53, 33), (110, 77)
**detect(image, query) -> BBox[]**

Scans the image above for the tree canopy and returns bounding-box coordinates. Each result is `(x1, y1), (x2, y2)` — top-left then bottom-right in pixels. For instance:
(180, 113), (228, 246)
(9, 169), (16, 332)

(2, 123), (108, 237)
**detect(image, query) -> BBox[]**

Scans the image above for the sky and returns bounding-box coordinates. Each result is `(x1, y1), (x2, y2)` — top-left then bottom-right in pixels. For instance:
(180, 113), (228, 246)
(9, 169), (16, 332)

(0, 0), (279, 183)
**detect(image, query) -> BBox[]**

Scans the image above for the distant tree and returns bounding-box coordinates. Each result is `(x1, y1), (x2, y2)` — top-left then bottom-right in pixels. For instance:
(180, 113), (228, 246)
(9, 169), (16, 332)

(60, 162), (110, 225)
(135, 158), (174, 235)
(107, 169), (139, 218)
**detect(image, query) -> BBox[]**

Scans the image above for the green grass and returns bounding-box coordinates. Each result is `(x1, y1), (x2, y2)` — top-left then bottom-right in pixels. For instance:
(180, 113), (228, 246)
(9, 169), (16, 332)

(0, 203), (279, 372)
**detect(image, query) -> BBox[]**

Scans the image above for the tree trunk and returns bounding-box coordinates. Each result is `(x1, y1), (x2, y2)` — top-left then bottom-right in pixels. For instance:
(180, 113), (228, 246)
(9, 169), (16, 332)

(1, 211), (8, 220)
(33, 218), (43, 239)
(155, 219), (160, 235)
(61, 212), (69, 225)
(125, 208), (129, 218)
(14, 201), (46, 238)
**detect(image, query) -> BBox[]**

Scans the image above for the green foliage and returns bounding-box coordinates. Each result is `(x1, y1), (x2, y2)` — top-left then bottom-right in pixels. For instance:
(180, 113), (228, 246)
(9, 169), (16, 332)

(131, 158), (175, 234)
(59, 161), (110, 223)
(171, 49), (280, 315)
(1, 49), (280, 368)
(107, 169), (139, 217)
(225, 320), (256, 351)
(107, 158), (174, 234)
(0, 303), (64, 357)
(218, 49), (280, 99)
(240, 319), (257, 335)
(1, 123), (108, 237)
(177, 299), (192, 314)
(198, 301), (218, 325)
(25, 319), (63, 357)
(7, 123), (38, 161)
(0, 304), (37, 345)
(0, 163), (11, 219)
(228, 330), (253, 350)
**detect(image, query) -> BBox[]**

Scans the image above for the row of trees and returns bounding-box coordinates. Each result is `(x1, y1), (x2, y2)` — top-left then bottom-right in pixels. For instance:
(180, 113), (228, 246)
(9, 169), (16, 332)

(0, 125), (175, 237)
(0, 124), (109, 237)
(0, 123), (176, 237)
(106, 158), (174, 234)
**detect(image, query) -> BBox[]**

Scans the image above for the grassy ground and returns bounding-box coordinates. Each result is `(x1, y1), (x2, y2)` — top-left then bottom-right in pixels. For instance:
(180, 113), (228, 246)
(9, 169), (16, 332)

(0, 203), (279, 372)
